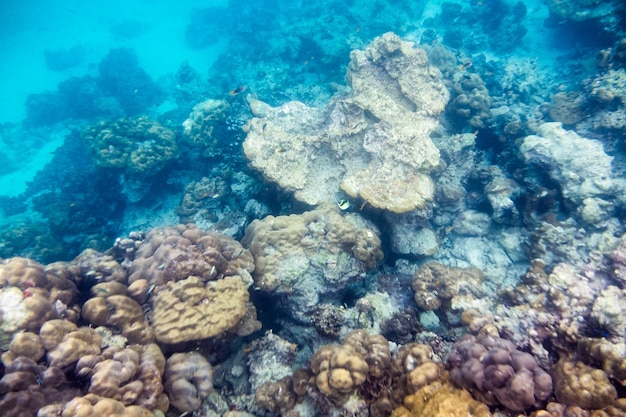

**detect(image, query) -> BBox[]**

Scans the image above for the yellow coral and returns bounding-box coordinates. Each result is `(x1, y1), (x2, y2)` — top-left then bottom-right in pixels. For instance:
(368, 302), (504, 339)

(391, 381), (491, 417)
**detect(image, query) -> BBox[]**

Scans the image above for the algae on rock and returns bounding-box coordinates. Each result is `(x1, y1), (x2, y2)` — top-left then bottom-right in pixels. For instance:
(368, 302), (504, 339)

(243, 32), (449, 213)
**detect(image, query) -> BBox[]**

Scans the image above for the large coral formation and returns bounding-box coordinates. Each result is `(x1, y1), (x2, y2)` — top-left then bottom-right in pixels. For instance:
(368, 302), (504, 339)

(411, 262), (484, 311)
(578, 338), (626, 385)
(82, 115), (178, 176)
(391, 381), (491, 417)
(448, 334), (553, 411)
(242, 205), (382, 320)
(446, 72), (492, 129)
(176, 175), (228, 223)
(243, 32), (448, 213)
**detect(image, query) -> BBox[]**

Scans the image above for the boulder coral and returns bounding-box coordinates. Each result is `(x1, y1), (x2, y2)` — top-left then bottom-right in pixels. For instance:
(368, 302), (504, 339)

(150, 275), (258, 343)
(553, 359), (617, 410)
(391, 381), (491, 417)
(243, 32), (449, 213)
(448, 334), (553, 411)
(411, 262), (484, 311)
(181, 98), (230, 156)
(241, 205), (383, 320)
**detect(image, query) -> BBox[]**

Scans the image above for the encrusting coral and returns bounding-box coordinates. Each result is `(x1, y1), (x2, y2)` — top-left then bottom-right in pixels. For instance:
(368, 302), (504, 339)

(243, 32), (449, 213)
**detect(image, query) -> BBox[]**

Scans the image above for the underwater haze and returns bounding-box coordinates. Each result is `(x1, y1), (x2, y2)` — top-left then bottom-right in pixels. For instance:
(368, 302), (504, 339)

(1, 0), (626, 416)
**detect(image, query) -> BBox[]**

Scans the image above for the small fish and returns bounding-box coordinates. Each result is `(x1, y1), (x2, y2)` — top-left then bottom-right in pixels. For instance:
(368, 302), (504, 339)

(336, 198), (351, 211)
(229, 85), (247, 96)
(459, 60), (473, 71)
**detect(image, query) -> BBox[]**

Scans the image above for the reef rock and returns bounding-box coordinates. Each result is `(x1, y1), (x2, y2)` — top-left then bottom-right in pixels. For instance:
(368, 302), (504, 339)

(243, 32), (449, 213)
(520, 122), (623, 225)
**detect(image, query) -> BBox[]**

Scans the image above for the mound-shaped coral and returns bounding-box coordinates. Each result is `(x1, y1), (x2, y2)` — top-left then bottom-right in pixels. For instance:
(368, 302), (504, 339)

(520, 122), (623, 224)
(242, 205), (382, 320)
(553, 359), (616, 409)
(82, 115), (178, 177)
(243, 32), (448, 213)
(391, 381), (491, 417)
(127, 224), (254, 287)
(181, 99), (230, 156)
(448, 334), (553, 411)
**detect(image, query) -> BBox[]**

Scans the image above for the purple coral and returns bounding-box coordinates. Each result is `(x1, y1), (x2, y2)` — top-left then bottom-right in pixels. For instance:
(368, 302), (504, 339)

(448, 334), (553, 411)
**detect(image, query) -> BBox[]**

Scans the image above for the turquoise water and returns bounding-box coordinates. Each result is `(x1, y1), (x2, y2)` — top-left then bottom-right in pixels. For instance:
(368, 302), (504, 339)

(0, 0), (625, 415)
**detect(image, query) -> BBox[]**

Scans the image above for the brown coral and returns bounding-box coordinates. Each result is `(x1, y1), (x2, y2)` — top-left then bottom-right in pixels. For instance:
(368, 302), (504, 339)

(0, 257), (79, 337)
(578, 338), (626, 385)
(82, 293), (154, 344)
(553, 359), (617, 410)
(310, 343), (370, 405)
(150, 275), (252, 343)
(164, 351), (213, 413)
(242, 205), (382, 319)
(181, 99), (231, 156)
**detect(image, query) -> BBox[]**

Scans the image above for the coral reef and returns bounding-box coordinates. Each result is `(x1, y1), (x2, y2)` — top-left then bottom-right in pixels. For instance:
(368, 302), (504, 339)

(446, 73), (492, 129)
(126, 224), (254, 287)
(82, 115), (178, 177)
(243, 32), (448, 212)
(448, 333), (553, 411)
(0, 257), (79, 343)
(242, 205), (382, 320)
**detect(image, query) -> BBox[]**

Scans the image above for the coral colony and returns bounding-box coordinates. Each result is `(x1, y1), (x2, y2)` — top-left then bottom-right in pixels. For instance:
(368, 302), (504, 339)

(2, 0), (626, 416)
